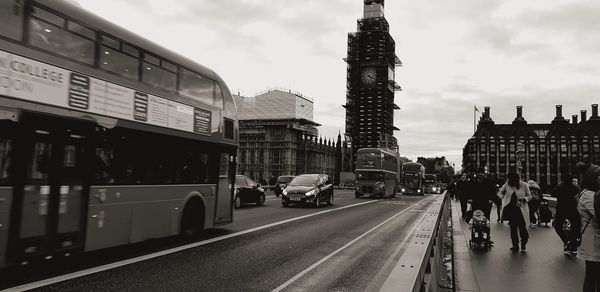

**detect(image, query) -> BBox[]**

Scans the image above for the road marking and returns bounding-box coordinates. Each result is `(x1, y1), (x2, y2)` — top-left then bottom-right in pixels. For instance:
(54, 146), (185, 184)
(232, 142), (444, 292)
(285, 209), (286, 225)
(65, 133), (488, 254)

(271, 198), (428, 292)
(5, 200), (379, 292)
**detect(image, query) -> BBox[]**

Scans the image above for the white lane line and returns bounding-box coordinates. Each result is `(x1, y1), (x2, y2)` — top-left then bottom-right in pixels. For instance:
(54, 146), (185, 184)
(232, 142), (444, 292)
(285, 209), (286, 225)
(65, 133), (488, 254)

(271, 200), (423, 292)
(5, 200), (379, 292)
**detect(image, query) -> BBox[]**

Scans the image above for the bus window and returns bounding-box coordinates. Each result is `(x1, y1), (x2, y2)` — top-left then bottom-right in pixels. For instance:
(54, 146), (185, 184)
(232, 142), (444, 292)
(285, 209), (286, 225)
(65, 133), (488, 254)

(100, 45), (139, 79)
(142, 62), (176, 92)
(179, 68), (216, 107)
(0, 139), (11, 185)
(28, 142), (52, 181)
(0, 0), (24, 40)
(29, 7), (95, 65)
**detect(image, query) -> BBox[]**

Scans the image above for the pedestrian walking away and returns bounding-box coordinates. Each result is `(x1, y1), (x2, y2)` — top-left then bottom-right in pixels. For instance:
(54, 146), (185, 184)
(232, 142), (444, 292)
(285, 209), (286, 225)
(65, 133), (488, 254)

(528, 180), (542, 227)
(456, 173), (470, 220)
(551, 173), (581, 254)
(498, 172), (532, 252)
(576, 163), (600, 292)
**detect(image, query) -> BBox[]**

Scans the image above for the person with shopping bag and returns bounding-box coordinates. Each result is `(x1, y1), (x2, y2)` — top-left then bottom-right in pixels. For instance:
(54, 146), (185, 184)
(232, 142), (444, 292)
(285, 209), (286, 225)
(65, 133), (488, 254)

(498, 172), (532, 251)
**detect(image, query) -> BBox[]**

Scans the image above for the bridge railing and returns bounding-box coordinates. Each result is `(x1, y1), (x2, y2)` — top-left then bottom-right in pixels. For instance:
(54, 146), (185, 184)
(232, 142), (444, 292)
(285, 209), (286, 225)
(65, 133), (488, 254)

(380, 193), (454, 292)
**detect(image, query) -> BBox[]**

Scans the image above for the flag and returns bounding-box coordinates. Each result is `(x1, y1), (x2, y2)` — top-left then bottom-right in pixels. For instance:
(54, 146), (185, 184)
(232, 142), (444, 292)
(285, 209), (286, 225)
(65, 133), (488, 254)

(474, 105), (479, 112)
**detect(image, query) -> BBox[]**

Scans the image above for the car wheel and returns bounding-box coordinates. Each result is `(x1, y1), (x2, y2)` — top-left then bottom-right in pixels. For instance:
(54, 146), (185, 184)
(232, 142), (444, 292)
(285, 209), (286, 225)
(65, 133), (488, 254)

(282, 200), (289, 208)
(355, 192), (361, 198)
(257, 193), (265, 206)
(327, 194), (333, 206)
(314, 195), (321, 207)
(234, 196), (241, 209)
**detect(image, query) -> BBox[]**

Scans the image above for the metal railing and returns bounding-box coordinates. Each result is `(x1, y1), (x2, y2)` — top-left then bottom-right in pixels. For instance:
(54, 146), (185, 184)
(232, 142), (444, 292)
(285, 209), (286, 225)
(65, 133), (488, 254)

(380, 193), (454, 292)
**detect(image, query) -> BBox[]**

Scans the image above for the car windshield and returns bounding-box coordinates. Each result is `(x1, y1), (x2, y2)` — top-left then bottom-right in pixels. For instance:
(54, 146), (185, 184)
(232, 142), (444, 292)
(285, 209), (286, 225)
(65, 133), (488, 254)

(289, 176), (317, 186)
(277, 177), (293, 183)
(235, 176), (247, 186)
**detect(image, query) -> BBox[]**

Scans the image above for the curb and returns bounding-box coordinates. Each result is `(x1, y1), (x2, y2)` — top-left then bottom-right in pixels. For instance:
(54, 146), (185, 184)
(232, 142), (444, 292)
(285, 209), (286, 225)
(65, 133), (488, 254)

(450, 200), (480, 292)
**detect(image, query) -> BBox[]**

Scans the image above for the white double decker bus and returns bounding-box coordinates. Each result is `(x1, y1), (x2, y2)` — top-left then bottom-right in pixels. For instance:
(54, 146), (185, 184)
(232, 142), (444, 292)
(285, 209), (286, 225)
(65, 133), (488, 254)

(0, 0), (237, 267)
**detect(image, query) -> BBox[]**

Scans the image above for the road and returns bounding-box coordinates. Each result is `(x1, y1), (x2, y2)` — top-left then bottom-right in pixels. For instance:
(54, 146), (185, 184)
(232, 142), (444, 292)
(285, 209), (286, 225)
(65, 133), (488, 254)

(2, 191), (438, 291)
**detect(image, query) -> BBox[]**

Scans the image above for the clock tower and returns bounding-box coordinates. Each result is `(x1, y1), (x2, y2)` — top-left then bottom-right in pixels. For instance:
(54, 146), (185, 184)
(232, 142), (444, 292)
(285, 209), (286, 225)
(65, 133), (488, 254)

(344, 0), (402, 169)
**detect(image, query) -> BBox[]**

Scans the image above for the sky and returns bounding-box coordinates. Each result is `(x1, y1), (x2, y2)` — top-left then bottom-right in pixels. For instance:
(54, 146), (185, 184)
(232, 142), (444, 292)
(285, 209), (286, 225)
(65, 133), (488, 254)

(74, 0), (600, 169)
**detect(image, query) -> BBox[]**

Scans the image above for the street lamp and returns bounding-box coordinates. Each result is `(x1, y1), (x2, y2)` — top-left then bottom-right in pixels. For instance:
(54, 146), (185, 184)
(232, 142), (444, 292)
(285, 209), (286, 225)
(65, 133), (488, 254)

(516, 142), (525, 178)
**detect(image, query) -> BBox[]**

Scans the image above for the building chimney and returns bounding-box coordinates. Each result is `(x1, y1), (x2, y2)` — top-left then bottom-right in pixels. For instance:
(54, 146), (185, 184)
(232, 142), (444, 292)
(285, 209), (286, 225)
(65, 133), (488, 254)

(572, 115), (578, 124)
(555, 105), (563, 118)
(516, 106), (523, 118)
(484, 106), (490, 119)
(581, 110), (587, 122)
(592, 104), (599, 118)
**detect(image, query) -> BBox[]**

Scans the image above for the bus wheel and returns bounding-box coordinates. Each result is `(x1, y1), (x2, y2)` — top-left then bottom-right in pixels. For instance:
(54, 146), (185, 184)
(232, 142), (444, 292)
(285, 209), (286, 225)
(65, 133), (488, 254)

(181, 198), (204, 237)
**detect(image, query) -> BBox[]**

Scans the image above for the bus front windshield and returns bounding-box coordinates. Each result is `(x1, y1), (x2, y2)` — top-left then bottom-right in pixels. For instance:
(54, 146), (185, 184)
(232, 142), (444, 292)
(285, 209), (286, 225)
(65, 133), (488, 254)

(403, 177), (420, 187)
(356, 171), (383, 181)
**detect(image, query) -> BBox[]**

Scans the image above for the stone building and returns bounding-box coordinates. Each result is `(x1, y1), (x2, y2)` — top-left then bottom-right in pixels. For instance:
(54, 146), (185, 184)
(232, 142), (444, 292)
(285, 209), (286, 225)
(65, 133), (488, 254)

(234, 89), (336, 182)
(462, 104), (600, 192)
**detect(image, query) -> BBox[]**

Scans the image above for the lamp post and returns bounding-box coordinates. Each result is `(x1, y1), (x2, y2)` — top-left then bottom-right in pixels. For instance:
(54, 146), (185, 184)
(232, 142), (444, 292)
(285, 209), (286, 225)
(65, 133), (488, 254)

(516, 142), (525, 179)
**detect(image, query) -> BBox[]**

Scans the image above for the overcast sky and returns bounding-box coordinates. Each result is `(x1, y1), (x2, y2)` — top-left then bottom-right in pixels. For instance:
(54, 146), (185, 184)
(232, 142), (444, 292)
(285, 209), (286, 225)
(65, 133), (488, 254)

(75, 0), (600, 169)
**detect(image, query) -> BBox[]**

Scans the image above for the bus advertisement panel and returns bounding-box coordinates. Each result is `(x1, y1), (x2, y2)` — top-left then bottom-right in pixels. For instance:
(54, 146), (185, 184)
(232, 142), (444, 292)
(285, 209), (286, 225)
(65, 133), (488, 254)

(400, 162), (425, 196)
(354, 148), (399, 199)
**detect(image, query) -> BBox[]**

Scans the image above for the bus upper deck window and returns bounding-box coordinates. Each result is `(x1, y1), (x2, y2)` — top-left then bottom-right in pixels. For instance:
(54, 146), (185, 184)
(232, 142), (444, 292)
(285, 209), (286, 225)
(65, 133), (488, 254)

(0, 0), (24, 40)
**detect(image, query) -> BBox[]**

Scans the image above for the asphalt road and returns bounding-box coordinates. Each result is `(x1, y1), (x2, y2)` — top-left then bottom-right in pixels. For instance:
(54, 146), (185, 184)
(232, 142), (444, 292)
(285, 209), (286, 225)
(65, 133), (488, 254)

(2, 191), (438, 291)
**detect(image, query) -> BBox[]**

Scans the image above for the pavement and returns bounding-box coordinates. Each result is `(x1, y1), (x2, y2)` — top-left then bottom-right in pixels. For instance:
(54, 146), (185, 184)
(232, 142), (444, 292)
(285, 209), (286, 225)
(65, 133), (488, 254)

(451, 199), (585, 292)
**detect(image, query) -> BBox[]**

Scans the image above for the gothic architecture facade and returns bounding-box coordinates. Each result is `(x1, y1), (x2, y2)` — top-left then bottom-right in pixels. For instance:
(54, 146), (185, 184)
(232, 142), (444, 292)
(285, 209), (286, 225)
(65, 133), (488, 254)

(344, 0), (402, 169)
(463, 104), (600, 192)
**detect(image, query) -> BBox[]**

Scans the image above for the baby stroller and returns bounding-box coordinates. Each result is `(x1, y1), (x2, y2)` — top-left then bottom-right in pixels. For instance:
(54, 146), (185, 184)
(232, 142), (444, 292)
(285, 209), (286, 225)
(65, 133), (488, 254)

(469, 210), (492, 249)
(537, 199), (553, 226)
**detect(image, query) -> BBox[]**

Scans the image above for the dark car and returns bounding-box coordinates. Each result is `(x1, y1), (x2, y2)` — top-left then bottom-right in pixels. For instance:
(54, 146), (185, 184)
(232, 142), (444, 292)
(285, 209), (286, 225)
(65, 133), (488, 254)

(281, 174), (333, 207)
(274, 175), (295, 197)
(235, 175), (266, 208)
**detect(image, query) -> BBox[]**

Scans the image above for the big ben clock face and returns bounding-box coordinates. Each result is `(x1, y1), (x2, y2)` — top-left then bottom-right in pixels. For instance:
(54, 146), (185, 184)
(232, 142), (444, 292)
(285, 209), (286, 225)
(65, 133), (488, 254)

(361, 67), (376, 85)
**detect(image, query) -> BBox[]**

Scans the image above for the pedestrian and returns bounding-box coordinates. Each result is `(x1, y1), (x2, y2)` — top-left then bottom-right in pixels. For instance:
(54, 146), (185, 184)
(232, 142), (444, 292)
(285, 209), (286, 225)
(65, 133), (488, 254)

(551, 173), (581, 254)
(456, 173), (470, 220)
(576, 163), (600, 292)
(447, 180), (456, 200)
(528, 180), (542, 227)
(468, 167), (497, 220)
(498, 172), (532, 252)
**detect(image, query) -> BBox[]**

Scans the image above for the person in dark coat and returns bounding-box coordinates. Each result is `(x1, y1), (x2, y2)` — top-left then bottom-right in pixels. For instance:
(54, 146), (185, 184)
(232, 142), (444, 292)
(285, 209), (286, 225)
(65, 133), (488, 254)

(456, 173), (470, 219)
(551, 173), (581, 254)
(468, 168), (497, 220)
(447, 180), (456, 200)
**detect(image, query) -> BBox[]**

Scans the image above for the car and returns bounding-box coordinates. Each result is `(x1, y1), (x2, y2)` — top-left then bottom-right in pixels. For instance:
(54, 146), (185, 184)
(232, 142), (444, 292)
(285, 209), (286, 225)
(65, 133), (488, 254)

(281, 174), (334, 207)
(274, 175), (295, 197)
(235, 175), (266, 208)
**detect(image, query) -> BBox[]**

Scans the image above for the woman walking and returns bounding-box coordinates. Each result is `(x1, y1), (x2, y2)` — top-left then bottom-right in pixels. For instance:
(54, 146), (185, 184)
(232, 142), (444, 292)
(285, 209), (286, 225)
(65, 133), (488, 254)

(498, 172), (532, 251)
(577, 164), (600, 292)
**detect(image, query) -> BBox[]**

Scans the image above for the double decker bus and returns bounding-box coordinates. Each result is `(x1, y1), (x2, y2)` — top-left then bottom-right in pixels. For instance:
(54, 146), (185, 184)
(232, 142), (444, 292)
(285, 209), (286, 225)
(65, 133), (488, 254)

(354, 148), (399, 198)
(0, 0), (237, 267)
(424, 174), (441, 194)
(399, 162), (425, 195)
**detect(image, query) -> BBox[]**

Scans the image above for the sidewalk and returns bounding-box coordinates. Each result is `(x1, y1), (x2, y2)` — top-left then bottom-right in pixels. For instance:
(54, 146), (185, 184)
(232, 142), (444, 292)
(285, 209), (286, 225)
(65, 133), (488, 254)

(451, 200), (585, 292)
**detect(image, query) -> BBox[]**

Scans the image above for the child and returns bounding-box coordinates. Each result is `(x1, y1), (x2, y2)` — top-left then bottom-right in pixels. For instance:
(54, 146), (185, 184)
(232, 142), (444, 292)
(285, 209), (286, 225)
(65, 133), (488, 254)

(469, 210), (492, 248)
